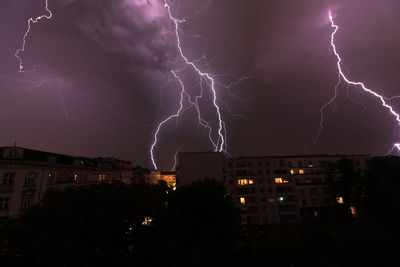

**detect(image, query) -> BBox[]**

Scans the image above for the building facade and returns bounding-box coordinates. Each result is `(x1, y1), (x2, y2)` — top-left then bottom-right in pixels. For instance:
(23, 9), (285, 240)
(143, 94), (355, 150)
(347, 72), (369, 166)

(178, 152), (369, 224)
(0, 146), (134, 218)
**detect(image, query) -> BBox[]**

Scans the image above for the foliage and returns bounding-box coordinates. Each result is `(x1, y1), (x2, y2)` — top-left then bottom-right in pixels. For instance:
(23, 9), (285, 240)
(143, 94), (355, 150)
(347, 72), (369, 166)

(0, 179), (240, 266)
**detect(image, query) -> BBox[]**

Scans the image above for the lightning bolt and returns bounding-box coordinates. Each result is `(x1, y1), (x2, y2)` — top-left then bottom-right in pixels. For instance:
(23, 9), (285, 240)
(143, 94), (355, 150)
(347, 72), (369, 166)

(150, 1), (228, 170)
(309, 11), (400, 153)
(15, 0), (53, 72)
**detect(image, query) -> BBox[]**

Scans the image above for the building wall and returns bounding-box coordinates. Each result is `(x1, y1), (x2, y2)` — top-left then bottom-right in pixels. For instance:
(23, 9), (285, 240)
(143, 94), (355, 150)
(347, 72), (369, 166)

(0, 146), (134, 218)
(177, 153), (369, 224)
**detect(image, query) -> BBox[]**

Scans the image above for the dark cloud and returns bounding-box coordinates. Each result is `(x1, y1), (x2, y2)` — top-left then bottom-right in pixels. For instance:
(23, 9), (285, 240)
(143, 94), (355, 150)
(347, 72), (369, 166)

(0, 0), (400, 169)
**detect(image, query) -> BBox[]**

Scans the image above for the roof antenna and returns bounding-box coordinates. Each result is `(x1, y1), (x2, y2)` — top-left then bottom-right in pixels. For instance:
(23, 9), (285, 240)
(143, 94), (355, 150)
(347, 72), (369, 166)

(13, 142), (17, 147)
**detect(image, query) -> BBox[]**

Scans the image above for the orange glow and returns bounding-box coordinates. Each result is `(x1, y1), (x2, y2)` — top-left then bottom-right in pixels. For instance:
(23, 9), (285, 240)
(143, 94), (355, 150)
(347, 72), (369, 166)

(98, 174), (106, 181)
(275, 178), (289, 184)
(290, 170), (295, 174)
(238, 179), (254, 185)
(299, 169), (305, 174)
(336, 197), (344, 204)
(350, 206), (357, 216)
(159, 174), (176, 188)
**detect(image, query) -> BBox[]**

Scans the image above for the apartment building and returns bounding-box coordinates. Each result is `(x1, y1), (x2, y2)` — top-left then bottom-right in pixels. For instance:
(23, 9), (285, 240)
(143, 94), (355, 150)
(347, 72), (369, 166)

(178, 152), (369, 224)
(0, 146), (134, 218)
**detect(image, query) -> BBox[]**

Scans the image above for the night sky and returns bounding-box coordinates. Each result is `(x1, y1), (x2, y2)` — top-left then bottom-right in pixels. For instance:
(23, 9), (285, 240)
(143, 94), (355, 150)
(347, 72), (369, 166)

(1, 0), (400, 170)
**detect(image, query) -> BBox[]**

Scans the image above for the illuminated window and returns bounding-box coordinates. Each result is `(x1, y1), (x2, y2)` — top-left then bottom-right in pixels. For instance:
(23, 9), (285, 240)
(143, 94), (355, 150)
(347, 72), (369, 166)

(98, 174), (106, 182)
(238, 179), (254, 185)
(278, 196), (285, 203)
(267, 198), (275, 203)
(336, 197), (344, 204)
(240, 197), (246, 204)
(275, 178), (289, 184)
(350, 206), (358, 217)
(290, 170), (295, 174)
(238, 179), (248, 185)
(299, 169), (305, 174)
(73, 174), (78, 182)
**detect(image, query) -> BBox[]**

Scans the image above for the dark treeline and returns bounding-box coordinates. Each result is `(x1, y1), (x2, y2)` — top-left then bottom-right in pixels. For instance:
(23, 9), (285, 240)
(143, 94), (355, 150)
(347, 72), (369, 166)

(1, 157), (400, 266)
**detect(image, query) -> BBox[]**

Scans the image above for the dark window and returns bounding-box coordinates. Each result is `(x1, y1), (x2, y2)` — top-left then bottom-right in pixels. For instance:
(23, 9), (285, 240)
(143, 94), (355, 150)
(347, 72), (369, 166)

(47, 173), (54, 185)
(2, 173), (14, 184)
(277, 187), (286, 193)
(311, 198), (319, 206)
(21, 198), (32, 209)
(24, 173), (36, 186)
(236, 170), (247, 176)
(300, 188), (305, 196)
(302, 199), (307, 206)
(0, 197), (9, 210)
(310, 188), (317, 196)
(257, 170), (263, 175)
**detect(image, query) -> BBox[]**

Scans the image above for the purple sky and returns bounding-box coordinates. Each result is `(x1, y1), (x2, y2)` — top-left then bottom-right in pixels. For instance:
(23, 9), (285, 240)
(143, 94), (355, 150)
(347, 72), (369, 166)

(1, 0), (400, 169)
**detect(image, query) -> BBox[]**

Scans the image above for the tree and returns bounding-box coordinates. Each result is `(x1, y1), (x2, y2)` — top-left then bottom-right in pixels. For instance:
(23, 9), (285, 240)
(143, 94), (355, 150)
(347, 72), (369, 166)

(2, 182), (168, 266)
(1, 179), (240, 266)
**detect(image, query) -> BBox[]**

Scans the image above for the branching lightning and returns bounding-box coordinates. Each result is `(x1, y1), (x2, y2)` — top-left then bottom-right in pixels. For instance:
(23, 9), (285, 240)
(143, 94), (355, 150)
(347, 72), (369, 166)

(309, 11), (400, 153)
(150, 0), (230, 170)
(15, 0), (53, 72)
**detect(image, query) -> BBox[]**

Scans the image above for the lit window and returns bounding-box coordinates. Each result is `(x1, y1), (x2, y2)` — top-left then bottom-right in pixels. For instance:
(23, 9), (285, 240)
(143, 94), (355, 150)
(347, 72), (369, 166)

(267, 198), (275, 203)
(238, 179), (254, 185)
(240, 197), (246, 204)
(73, 174), (78, 182)
(350, 206), (358, 217)
(290, 170), (295, 174)
(299, 169), (305, 174)
(336, 197), (344, 204)
(275, 178), (289, 183)
(238, 179), (247, 185)
(278, 196), (285, 203)
(98, 174), (106, 181)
